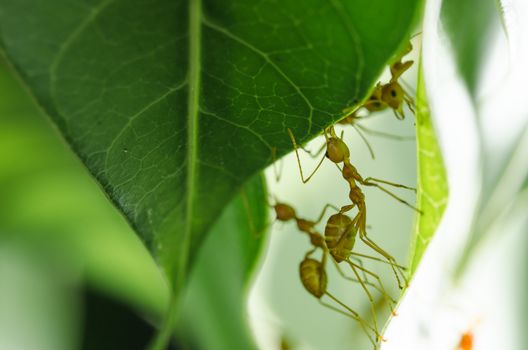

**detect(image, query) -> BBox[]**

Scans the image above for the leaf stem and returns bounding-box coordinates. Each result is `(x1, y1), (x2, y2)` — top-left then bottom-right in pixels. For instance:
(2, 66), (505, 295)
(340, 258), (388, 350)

(147, 0), (202, 348)
(146, 293), (180, 350)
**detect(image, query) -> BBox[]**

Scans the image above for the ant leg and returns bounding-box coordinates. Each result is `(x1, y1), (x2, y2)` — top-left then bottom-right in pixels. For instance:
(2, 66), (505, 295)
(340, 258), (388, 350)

(348, 259), (397, 313)
(346, 261), (380, 332)
(400, 79), (416, 97)
(331, 257), (373, 287)
(356, 124), (415, 141)
(301, 141), (326, 159)
(350, 251), (407, 270)
(288, 128), (326, 183)
(304, 247), (318, 258)
(323, 292), (381, 347)
(314, 203), (340, 224)
(318, 300), (378, 349)
(348, 255), (370, 283)
(405, 95), (415, 114)
(352, 124), (376, 159)
(358, 230), (408, 289)
(363, 177), (416, 191)
(270, 147), (284, 182)
(362, 180), (422, 214)
(333, 257), (394, 310)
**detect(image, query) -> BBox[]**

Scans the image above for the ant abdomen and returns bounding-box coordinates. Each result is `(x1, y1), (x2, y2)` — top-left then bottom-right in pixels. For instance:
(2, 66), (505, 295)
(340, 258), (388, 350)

(325, 214), (357, 262)
(299, 258), (327, 298)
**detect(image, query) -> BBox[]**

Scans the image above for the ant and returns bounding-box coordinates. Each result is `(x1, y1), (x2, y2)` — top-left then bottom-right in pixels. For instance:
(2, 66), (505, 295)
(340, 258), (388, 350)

(298, 255), (381, 348)
(273, 201), (397, 344)
(288, 126), (421, 288)
(340, 40), (416, 123)
(273, 201), (397, 298)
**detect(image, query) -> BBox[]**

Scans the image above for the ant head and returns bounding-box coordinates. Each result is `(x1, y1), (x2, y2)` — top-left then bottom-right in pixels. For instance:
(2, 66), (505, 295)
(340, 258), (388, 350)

(382, 82), (405, 114)
(274, 203), (296, 221)
(325, 137), (350, 163)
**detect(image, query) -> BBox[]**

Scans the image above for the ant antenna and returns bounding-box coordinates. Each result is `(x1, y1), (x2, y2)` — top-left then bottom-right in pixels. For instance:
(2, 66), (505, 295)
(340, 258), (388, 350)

(352, 124), (376, 159)
(356, 124), (415, 141)
(270, 147), (284, 182)
(288, 128), (326, 183)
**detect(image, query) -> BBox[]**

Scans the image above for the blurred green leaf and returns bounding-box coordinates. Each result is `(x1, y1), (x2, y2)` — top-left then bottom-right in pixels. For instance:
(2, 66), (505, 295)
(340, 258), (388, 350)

(0, 59), (269, 348)
(0, 59), (169, 317)
(0, 0), (422, 294)
(440, 0), (528, 276)
(441, 0), (499, 94)
(176, 175), (267, 350)
(408, 61), (448, 274)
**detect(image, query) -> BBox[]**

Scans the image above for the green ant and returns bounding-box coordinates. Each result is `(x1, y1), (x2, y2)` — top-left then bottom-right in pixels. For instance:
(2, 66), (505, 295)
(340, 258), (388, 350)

(288, 125), (421, 288)
(272, 200), (401, 347)
(341, 40), (416, 125)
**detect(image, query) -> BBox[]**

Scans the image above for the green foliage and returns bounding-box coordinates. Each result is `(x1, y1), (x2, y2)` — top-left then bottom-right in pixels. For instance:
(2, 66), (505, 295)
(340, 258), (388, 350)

(441, 0), (499, 93)
(0, 60), (168, 315)
(408, 62), (448, 274)
(0, 59), (268, 349)
(176, 175), (267, 350)
(0, 0), (422, 292)
(0, 1), (427, 348)
(441, 0), (528, 277)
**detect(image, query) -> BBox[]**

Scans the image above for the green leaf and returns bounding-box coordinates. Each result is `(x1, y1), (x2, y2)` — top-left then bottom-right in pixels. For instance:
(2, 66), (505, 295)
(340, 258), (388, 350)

(408, 61), (448, 274)
(0, 0), (422, 295)
(176, 174), (267, 350)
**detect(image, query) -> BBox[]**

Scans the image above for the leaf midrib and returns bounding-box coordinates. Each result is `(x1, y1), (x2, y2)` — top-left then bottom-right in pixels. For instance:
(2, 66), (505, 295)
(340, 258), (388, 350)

(176, 0), (201, 289)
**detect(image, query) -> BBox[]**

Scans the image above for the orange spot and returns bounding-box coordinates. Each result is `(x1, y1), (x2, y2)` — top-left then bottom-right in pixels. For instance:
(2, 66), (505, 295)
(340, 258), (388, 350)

(456, 330), (473, 350)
